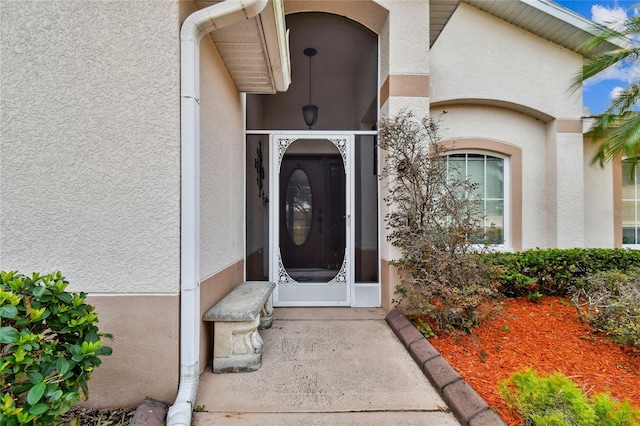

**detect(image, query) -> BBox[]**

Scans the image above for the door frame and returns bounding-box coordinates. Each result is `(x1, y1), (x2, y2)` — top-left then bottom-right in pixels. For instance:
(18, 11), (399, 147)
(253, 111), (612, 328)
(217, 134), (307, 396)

(269, 132), (354, 306)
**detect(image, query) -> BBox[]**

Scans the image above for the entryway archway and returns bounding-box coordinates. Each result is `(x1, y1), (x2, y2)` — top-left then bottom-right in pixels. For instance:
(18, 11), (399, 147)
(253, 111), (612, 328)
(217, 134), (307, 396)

(245, 10), (380, 307)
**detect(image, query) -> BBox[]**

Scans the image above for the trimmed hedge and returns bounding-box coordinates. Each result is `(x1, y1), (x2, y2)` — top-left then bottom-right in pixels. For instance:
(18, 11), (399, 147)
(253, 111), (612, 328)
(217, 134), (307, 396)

(483, 248), (640, 297)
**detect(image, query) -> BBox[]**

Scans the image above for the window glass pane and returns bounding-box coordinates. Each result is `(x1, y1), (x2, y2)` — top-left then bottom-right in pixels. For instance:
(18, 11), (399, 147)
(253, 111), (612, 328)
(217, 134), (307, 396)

(447, 154), (465, 181)
(622, 199), (636, 231)
(623, 227), (637, 244)
(486, 157), (504, 198)
(621, 160), (636, 199)
(485, 200), (504, 244)
(467, 154), (485, 198)
(445, 153), (507, 245)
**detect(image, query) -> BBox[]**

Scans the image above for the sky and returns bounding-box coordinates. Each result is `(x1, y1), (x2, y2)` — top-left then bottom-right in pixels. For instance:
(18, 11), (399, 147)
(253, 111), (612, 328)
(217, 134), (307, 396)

(555, 1), (639, 114)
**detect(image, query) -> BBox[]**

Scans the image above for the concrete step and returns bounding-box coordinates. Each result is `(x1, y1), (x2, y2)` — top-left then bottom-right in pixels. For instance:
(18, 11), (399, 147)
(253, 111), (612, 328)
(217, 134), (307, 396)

(193, 410), (460, 425)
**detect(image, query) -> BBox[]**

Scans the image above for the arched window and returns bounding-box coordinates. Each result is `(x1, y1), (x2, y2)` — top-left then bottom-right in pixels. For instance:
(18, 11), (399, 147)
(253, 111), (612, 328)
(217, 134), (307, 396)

(622, 159), (640, 246)
(446, 152), (510, 246)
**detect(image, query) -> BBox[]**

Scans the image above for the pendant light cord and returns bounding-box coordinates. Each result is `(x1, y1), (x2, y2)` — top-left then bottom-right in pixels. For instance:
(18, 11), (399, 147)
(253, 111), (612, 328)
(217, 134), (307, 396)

(308, 54), (312, 104)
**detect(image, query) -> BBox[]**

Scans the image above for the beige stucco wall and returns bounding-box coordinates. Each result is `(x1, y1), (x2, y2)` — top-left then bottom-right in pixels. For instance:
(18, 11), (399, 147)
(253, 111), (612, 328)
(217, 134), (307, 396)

(374, 0), (429, 306)
(84, 294), (179, 408)
(583, 140), (616, 247)
(377, 0), (431, 118)
(376, 0), (430, 262)
(198, 18), (246, 281)
(430, 2), (583, 120)
(553, 129), (586, 248)
(375, 0), (429, 77)
(1, 1), (181, 294)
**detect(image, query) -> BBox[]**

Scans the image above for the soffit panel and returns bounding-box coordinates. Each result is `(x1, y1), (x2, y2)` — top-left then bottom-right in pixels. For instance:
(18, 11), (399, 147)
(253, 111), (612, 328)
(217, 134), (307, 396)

(430, 0), (460, 47)
(209, 17), (276, 94)
(194, 0), (291, 94)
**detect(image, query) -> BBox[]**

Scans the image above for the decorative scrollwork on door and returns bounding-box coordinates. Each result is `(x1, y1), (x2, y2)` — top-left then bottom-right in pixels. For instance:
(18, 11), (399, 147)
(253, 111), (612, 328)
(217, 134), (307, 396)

(277, 138), (297, 165)
(277, 251), (296, 284)
(328, 254), (348, 285)
(328, 138), (348, 171)
(276, 137), (348, 170)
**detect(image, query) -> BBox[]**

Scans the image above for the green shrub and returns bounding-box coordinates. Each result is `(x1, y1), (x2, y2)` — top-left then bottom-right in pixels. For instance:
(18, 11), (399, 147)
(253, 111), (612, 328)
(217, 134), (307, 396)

(485, 248), (640, 297)
(572, 270), (640, 347)
(500, 368), (640, 425)
(0, 271), (112, 425)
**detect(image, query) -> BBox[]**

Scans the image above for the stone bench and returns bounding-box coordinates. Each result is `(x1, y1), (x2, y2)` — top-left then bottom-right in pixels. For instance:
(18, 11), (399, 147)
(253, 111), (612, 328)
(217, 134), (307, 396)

(203, 281), (276, 373)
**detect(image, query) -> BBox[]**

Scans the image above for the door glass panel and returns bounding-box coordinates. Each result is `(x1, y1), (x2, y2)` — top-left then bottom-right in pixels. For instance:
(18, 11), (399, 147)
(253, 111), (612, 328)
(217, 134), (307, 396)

(355, 135), (379, 283)
(286, 169), (313, 245)
(279, 139), (346, 283)
(245, 135), (269, 281)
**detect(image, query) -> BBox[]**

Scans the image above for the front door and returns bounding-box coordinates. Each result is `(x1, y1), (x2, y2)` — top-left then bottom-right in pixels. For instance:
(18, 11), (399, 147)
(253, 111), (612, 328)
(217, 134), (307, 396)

(270, 135), (352, 306)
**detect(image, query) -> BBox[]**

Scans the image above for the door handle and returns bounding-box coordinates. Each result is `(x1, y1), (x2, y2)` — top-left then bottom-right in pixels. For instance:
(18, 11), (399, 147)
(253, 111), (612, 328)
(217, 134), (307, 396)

(318, 208), (323, 233)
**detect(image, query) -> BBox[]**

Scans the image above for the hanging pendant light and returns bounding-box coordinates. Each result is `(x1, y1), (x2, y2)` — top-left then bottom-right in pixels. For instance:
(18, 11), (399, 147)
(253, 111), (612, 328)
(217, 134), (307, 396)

(302, 47), (318, 129)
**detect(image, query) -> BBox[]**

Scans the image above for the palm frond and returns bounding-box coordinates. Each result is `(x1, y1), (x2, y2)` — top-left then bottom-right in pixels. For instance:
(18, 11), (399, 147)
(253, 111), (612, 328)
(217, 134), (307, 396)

(572, 16), (638, 90)
(608, 84), (640, 115)
(577, 24), (623, 56)
(591, 111), (640, 166)
(572, 48), (640, 93)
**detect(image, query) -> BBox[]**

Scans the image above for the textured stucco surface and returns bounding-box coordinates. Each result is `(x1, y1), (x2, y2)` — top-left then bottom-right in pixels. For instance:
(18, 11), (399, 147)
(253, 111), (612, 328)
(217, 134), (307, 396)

(430, 2), (583, 120)
(583, 141), (615, 248)
(84, 294), (179, 408)
(376, 0), (429, 76)
(198, 31), (246, 281)
(555, 132), (586, 247)
(1, 1), (181, 293)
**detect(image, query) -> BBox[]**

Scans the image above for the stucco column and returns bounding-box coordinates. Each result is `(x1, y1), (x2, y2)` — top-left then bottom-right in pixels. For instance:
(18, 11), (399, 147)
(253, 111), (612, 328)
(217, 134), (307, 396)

(547, 119), (585, 248)
(376, 0), (430, 310)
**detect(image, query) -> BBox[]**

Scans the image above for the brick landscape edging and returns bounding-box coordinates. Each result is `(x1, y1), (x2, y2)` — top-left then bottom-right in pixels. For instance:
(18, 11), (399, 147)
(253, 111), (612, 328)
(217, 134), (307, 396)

(386, 310), (507, 426)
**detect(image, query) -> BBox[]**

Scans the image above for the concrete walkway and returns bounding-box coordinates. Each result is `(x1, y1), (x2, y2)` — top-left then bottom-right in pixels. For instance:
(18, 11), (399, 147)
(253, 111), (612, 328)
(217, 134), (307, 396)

(193, 308), (461, 425)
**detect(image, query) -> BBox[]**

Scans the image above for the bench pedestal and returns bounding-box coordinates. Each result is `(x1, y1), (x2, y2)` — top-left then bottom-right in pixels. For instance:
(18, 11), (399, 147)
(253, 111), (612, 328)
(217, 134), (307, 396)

(213, 315), (263, 373)
(260, 297), (274, 329)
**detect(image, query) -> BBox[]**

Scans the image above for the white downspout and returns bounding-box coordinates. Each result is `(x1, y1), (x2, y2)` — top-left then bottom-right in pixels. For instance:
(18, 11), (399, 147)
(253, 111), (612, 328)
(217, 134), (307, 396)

(167, 1), (268, 425)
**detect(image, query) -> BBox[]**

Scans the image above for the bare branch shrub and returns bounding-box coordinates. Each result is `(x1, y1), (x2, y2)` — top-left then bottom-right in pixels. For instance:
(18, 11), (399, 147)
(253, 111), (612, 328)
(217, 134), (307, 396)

(572, 269), (640, 347)
(378, 111), (498, 332)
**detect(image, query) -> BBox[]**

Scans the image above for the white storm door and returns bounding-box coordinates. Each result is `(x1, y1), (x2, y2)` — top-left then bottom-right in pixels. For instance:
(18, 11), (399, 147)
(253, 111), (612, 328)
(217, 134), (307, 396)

(269, 134), (354, 306)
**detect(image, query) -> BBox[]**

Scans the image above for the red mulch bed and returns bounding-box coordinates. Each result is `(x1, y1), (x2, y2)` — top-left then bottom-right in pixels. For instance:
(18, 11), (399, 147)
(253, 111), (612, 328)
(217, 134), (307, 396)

(426, 296), (640, 425)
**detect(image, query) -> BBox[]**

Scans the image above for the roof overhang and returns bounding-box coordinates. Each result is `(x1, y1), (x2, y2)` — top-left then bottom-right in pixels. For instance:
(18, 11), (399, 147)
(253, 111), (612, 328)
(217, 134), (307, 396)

(431, 0), (461, 47)
(195, 0), (291, 94)
(430, 0), (630, 54)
